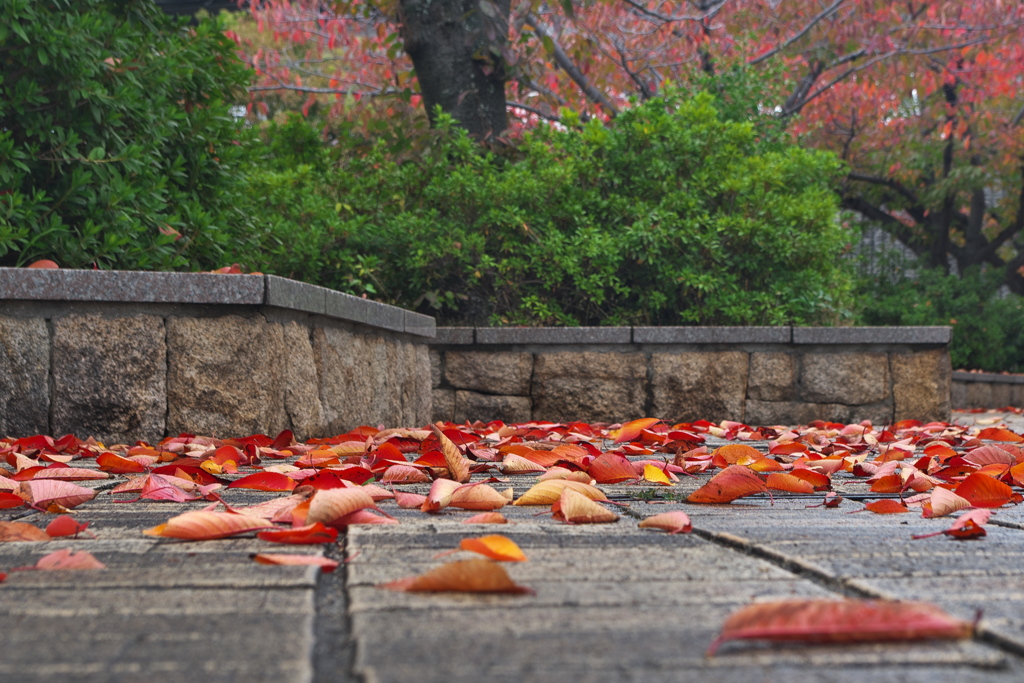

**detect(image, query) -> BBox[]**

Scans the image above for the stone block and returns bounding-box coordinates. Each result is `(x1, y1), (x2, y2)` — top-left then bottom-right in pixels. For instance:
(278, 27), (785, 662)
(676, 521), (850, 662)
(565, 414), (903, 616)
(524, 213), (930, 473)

(951, 381), (967, 409)
(633, 327), (791, 344)
(264, 275), (325, 314)
(429, 349), (442, 388)
(167, 315), (287, 437)
(800, 352), (889, 404)
(992, 382), (1013, 409)
(403, 310), (435, 338)
(747, 352), (797, 401)
(412, 343), (432, 425)
(964, 382), (994, 409)
(432, 327), (474, 345)
(0, 268), (264, 304)
(454, 391), (532, 423)
(432, 388), (455, 423)
(52, 314), (166, 442)
(650, 352), (748, 423)
(1011, 384), (1024, 409)
(476, 327), (631, 344)
(0, 317), (50, 436)
(890, 349), (952, 422)
(793, 326), (951, 344)
(532, 352), (646, 423)
(279, 321), (326, 439)
(444, 351), (533, 395)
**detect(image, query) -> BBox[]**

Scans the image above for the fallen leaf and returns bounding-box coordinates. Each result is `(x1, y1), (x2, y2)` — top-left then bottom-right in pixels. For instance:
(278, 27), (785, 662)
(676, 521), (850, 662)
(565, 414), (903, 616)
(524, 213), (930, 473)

(143, 511), (273, 540)
(765, 472), (815, 494)
(712, 444), (764, 466)
(252, 553), (339, 571)
(642, 464), (673, 486)
(611, 417), (661, 444)
(393, 491), (428, 509)
(863, 500), (909, 514)
(329, 509), (398, 526)
(432, 424), (470, 483)
(552, 488), (619, 524)
(456, 535), (527, 562)
(977, 427), (1023, 442)
(257, 522), (339, 544)
(0, 492), (24, 509)
(381, 558), (533, 594)
(955, 472), (1014, 508)
(19, 479), (96, 510)
(499, 453), (547, 475)
(913, 509), (993, 540)
(22, 548), (105, 570)
(0, 521), (50, 541)
(588, 452), (640, 484)
(449, 483), (508, 511)
(381, 464), (431, 484)
(638, 511), (692, 534)
(227, 471), (297, 492)
(26, 467), (108, 481)
(45, 515), (92, 538)
(513, 480), (607, 506)
(421, 478), (462, 512)
(463, 512), (508, 524)
(306, 488), (378, 526)
(922, 486), (972, 518)
(707, 599), (972, 655)
(687, 465), (768, 504)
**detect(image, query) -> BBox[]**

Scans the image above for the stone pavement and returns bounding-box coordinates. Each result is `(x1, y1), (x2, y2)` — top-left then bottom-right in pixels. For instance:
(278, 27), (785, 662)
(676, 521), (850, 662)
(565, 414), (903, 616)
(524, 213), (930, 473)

(4, 410), (1024, 682)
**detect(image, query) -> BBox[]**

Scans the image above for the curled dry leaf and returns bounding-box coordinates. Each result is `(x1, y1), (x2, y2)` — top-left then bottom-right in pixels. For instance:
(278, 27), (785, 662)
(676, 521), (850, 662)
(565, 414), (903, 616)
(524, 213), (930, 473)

(913, 509), (993, 540)
(257, 522), (339, 544)
(449, 483), (508, 511)
(963, 445), (1017, 466)
(252, 553), (339, 572)
(144, 511), (274, 540)
(538, 468), (593, 483)
(712, 444), (764, 467)
(27, 468), (108, 481)
(19, 479), (96, 510)
(513, 480), (607, 506)
(422, 478), (462, 512)
(457, 535), (527, 562)
(306, 488), (378, 526)
(707, 599), (972, 655)
(611, 417), (662, 444)
(0, 521), (50, 542)
(687, 465), (768, 505)
(922, 486), (972, 518)
(765, 472), (815, 495)
(393, 491), (428, 509)
(463, 512), (508, 524)
(330, 509), (398, 526)
(381, 464), (430, 484)
(381, 558), (533, 594)
(552, 488), (619, 524)
(23, 548), (105, 571)
(638, 511), (692, 534)
(499, 453), (547, 475)
(431, 424), (470, 483)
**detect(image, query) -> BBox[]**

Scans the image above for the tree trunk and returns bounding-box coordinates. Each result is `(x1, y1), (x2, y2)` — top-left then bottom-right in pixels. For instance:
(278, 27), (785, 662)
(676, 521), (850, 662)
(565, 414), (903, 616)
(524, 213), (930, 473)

(398, 0), (511, 139)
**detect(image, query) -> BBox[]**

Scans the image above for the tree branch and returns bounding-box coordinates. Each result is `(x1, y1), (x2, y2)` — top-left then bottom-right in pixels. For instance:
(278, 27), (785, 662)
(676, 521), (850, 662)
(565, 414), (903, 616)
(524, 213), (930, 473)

(840, 195), (925, 256)
(748, 0), (846, 66)
(525, 13), (620, 117)
(507, 101), (562, 123)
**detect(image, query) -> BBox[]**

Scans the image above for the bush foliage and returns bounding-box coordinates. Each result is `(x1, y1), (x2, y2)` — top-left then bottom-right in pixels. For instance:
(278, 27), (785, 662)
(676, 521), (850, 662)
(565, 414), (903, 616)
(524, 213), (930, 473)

(243, 90), (854, 326)
(0, 0), (254, 269)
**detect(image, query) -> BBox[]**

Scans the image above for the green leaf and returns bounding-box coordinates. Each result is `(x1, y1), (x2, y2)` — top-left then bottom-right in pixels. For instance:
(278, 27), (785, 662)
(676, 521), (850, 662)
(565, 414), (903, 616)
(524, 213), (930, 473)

(87, 147), (105, 161)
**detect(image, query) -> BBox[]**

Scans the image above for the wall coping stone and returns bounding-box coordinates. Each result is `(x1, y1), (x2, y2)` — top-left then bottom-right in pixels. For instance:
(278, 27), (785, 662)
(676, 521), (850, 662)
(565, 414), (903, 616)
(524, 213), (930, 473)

(0, 268), (434, 337)
(952, 371), (1024, 385)
(633, 326), (791, 344)
(475, 327), (632, 345)
(432, 325), (952, 346)
(792, 326), (951, 345)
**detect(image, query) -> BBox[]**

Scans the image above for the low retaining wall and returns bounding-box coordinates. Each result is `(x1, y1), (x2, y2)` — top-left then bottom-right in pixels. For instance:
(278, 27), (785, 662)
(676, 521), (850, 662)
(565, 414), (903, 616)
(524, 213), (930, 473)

(429, 326), (953, 425)
(0, 269), (434, 442)
(952, 371), (1024, 409)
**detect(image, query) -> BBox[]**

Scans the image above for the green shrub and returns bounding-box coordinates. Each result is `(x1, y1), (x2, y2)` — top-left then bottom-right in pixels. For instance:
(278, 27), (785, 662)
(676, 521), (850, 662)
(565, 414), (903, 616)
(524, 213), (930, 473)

(0, 0), (256, 269)
(240, 88), (854, 326)
(856, 261), (1024, 371)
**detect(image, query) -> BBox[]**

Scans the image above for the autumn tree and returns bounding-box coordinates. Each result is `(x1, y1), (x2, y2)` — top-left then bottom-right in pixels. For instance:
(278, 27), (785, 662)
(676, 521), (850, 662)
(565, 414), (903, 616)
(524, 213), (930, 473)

(235, 1), (1024, 288)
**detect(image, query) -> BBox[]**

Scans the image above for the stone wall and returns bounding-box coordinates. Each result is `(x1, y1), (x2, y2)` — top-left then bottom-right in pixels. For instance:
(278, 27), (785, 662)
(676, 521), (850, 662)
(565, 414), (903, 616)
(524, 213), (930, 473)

(951, 371), (1024, 409)
(0, 269), (434, 442)
(430, 326), (953, 425)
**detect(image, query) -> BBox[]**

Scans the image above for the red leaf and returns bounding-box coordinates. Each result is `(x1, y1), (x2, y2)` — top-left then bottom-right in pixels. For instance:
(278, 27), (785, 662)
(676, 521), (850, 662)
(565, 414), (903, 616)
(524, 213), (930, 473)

(253, 553), (338, 571)
(227, 471), (297, 492)
(21, 548), (105, 570)
(688, 465), (768, 504)
(587, 452), (640, 484)
(45, 515), (92, 538)
(257, 522), (338, 544)
(863, 500), (909, 514)
(977, 427), (1023, 442)
(955, 472), (1014, 508)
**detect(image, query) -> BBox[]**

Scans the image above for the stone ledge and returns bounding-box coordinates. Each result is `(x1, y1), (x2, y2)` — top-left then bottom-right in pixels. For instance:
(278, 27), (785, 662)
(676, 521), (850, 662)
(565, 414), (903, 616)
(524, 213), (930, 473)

(793, 326), (951, 345)
(953, 371), (1024, 385)
(433, 327), (475, 345)
(0, 269), (433, 337)
(474, 327), (632, 344)
(633, 326), (791, 344)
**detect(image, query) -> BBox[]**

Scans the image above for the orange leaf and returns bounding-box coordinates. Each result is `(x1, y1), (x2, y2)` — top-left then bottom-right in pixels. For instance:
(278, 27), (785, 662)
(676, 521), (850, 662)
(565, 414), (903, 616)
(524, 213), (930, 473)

(611, 417), (661, 444)
(955, 472), (1014, 508)
(688, 465), (768, 504)
(143, 511), (273, 539)
(765, 473), (815, 494)
(253, 553), (339, 571)
(0, 521), (50, 541)
(431, 424), (470, 483)
(381, 558), (533, 594)
(707, 599), (972, 655)
(45, 515), (91, 538)
(513, 480), (607, 506)
(227, 471), (297, 492)
(306, 488), (378, 526)
(499, 453), (547, 475)
(977, 427), (1023, 442)
(257, 522), (338, 544)
(638, 511), (692, 534)
(458, 534), (527, 562)
(552, 488), (619, 524)
(863, 500), (909, 514)
(23, 548), (105, 570)
(97, 451), (147, 474)
(588, 452), (640, 483)
(788, 468), (831, 490)
(712, 444), (763, 466)
(449, 483), (508, 511)
(463, 512), (508, 524)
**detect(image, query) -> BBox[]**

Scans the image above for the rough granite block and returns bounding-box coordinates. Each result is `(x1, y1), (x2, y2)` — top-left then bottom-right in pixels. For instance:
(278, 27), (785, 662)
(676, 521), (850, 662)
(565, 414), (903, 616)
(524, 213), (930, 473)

(800, 352), (889, 404)
(475, 327), (632, 345)
(404, 310), (435, 338)
(412, 344), (432, 425)
(432, 388), (455, 423)
(0, 268), (265, 304)
(314, 327), (393, 431)
(263, 275), (326, 315)
(454, 390), (532, 424)
(362, 300), (405, 333)
(650, 352), (749, 423)
(324, 290), (371, 325)
(890, 349), (951, 422)
(532, 351), (646, 422)
(431, 327), (475, 345)
(52, 314), (166, 442)
(166, 315), (288, 437)
(964, 382), (995, 410)
(950, 381), (968, 409)
(0, 317), (50, 436)
(951, 371), (1024, 385)
(792, 326), (951, 345)
(279, 321), (326, 439)
(633, 327), (791, 344)
(747, 352), (798, 401)
(444, 351), (533, 395)
(746, 400), (893, 426)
